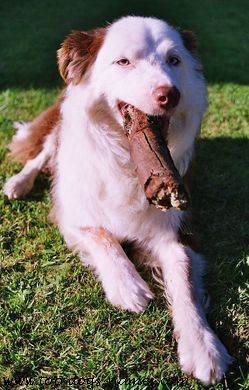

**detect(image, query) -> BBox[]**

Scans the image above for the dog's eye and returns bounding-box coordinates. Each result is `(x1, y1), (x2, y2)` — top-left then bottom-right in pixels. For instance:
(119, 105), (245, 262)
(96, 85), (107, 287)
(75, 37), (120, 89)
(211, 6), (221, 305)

(116, 58), (131, 66)
(168, 56), (181, 66)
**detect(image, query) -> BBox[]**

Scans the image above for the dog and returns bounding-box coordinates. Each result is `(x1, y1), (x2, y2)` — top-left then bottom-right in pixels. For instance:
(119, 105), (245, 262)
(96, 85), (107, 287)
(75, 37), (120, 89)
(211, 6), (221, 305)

(3, 16), (232, 385)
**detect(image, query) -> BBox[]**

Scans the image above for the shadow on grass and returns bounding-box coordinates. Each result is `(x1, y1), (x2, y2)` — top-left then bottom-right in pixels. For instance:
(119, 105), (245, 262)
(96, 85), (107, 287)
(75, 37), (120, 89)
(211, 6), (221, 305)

(25, 173), (51, 202)
(0, 0), (248, 89)
(193, 137), (248, 387)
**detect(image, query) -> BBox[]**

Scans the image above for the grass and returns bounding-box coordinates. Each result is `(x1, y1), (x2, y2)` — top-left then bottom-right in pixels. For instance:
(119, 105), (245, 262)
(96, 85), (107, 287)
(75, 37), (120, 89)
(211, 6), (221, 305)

(0, 1), (248, 389)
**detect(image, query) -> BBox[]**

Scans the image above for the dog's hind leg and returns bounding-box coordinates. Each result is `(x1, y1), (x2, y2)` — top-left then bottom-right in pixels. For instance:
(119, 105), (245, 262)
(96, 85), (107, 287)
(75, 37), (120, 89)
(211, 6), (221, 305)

(3, 101), (60, 199)
(3, 132), (55, 199)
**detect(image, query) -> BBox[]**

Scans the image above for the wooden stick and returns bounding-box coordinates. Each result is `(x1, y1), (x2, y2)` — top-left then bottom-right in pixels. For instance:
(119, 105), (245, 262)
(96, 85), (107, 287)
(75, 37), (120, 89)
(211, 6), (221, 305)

(121, 105), (189, 211)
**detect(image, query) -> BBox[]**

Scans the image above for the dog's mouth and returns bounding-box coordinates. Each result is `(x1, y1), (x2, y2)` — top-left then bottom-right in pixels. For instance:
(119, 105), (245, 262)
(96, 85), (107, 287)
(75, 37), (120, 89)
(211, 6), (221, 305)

(118, 101), (170, 133)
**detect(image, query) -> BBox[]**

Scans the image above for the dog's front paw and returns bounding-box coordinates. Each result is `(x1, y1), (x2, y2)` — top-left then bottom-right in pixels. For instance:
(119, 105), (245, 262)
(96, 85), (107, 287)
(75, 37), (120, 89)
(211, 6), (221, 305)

(178, 328), (233, 385)
(104, 262), (154, 313)
(3, 174), (34, 199)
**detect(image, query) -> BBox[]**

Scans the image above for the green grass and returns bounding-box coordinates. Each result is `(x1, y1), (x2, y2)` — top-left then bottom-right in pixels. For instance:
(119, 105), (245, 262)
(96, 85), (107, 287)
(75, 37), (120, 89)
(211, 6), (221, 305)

(0, 1), (248, 389)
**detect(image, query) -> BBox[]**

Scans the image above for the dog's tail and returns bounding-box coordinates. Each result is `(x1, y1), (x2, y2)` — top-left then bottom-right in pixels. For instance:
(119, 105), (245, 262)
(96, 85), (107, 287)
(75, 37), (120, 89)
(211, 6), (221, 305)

(8, 100), (61, 165)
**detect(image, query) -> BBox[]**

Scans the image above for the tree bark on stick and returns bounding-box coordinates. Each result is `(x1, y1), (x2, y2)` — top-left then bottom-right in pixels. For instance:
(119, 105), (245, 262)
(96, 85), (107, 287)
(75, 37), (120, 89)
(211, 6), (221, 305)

(121, 105), (189, 211)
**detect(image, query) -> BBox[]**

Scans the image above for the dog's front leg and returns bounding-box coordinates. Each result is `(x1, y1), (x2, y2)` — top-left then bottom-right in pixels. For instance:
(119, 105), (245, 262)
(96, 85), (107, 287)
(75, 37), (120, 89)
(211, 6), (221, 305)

(156, 240), (232, 385)
(62, 227), (154, 313)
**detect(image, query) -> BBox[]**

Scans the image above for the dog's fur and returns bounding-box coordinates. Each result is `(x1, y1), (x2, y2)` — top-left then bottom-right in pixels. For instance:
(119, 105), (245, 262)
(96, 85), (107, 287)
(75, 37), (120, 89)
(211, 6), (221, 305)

(3, 16), (232, 385)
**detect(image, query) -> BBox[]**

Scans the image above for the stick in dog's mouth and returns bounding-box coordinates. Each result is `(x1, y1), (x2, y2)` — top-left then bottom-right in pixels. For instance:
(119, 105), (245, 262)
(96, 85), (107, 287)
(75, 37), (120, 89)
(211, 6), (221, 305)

(120, 103), (189, 211)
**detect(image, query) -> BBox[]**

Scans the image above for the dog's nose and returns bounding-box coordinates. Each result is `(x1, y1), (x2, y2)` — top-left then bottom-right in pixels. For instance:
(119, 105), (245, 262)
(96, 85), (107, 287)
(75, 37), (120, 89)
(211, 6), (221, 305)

(153, 86), (180, 109)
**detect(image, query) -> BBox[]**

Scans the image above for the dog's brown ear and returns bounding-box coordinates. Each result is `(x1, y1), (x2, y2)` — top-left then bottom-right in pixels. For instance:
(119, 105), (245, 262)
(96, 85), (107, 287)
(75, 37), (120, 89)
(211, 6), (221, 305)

(180, 30), (198, 55)
(57, 28), (106, 84)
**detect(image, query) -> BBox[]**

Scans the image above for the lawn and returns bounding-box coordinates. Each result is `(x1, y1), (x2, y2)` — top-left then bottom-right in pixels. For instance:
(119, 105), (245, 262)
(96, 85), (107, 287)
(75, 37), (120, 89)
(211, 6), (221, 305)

(0, 1), (248, 389)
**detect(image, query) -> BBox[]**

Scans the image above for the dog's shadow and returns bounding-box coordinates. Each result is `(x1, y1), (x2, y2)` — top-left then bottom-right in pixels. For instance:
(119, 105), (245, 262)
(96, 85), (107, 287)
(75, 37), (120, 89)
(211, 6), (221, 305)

(191, 136), (249, 386)
(25, 172), (51, 202)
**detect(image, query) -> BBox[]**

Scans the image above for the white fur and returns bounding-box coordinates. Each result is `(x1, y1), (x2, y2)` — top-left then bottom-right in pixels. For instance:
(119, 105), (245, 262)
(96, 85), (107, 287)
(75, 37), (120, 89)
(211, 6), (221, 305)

(13, 121), (31, 140)
(3, 16), (232, 385)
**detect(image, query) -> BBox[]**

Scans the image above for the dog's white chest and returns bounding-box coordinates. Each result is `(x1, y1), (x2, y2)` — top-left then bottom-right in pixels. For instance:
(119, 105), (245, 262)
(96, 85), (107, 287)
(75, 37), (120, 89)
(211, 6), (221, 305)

(55, 119), (148, 233)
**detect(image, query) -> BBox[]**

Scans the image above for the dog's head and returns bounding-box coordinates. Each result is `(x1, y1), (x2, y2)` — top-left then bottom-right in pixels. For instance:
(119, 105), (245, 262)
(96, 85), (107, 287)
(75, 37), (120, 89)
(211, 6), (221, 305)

(58, 16), (207, 124)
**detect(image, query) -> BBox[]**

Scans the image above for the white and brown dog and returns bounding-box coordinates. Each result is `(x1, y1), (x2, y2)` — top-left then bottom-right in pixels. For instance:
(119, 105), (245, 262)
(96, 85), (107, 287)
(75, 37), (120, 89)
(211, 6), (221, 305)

(3, 16), (232, 385)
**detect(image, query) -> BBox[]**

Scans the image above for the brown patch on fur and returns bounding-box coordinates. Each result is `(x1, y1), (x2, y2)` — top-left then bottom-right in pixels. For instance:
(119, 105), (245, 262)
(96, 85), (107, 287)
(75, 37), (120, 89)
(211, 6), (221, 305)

(82, 227), (117, 247)
(8, 95), (63, 166)
(180, 30), (198, 54)
(57, 27), (107, 84)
